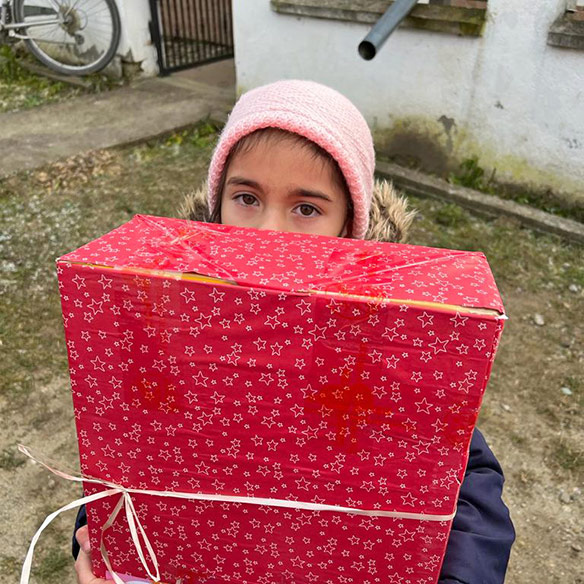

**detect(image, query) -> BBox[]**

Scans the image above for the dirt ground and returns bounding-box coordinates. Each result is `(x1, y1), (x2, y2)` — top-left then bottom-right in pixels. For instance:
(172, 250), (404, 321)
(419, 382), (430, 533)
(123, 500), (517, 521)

(0, 129), (582, 583)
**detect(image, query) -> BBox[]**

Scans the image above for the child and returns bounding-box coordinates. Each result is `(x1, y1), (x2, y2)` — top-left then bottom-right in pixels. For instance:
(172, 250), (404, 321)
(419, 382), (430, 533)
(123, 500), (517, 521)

(73, 80), (515, 584)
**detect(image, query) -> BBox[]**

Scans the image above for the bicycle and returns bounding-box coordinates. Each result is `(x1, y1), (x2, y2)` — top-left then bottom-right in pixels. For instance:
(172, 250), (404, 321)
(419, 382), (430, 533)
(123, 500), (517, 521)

(0, 0), (121, 76)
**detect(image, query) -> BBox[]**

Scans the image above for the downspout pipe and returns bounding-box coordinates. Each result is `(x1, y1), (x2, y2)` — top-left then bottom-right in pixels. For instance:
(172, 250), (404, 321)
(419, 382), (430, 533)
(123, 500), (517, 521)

(358, 0), (419, 60)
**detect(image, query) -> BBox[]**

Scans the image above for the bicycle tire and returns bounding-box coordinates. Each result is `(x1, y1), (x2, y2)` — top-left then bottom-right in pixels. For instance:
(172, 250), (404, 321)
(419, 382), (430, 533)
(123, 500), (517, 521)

(14, 0), (121, 76)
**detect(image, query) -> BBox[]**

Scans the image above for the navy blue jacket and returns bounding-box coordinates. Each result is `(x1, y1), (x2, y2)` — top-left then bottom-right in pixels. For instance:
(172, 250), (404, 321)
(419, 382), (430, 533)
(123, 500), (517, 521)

(73, 427), (515, 583)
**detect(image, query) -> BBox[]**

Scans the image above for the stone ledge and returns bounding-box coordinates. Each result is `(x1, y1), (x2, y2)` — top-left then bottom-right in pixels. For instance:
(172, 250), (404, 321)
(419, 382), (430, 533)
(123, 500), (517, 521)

(376, 160), (584, 244)
(271, 0), (486, 37)
(548, 13), (584, 50)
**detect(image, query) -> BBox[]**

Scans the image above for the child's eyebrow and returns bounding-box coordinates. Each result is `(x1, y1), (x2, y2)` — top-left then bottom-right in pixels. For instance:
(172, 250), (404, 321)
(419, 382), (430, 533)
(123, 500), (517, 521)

(226, 176), (262, 190)
(291, 189), (333, 203)
(227, 177), (333, 203)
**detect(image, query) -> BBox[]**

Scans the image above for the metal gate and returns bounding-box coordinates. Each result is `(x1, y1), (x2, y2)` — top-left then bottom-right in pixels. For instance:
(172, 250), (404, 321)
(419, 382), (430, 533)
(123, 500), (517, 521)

(149, 0), (234, 75)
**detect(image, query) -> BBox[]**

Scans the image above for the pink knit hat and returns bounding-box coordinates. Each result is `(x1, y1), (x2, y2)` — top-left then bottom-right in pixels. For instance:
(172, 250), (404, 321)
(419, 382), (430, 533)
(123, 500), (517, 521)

(207, 79), (376, 239)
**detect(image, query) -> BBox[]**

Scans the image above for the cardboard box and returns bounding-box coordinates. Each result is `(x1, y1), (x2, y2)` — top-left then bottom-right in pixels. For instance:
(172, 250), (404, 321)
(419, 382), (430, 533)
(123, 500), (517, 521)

(57, 215), (505, 584)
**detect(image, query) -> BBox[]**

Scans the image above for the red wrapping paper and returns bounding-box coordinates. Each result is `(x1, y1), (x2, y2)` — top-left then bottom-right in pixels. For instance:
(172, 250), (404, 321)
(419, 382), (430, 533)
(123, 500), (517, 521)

(57, 215), (505, 584)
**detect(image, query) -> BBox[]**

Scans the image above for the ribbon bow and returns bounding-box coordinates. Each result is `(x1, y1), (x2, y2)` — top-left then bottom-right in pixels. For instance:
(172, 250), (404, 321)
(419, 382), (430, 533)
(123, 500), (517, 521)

(19, 444), (456, 584)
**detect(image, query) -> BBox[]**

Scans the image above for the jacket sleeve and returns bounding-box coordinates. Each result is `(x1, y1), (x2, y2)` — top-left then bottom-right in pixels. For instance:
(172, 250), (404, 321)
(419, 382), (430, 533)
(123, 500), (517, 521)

(439, 427), (515, 584)
(72, 503), (87, 560)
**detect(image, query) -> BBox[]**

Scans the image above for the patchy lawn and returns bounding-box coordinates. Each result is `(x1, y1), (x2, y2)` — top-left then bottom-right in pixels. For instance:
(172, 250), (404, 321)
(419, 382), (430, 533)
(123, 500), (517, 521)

(0, 127), (582, 583)
(0, 46), (121, 114)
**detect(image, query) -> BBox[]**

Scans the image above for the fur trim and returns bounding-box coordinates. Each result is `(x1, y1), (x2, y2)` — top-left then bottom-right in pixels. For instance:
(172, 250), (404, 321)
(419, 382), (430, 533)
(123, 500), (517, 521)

(366, 179), (417, 243)
(177, 178), (416, 243)
(177, 182), (211, 224)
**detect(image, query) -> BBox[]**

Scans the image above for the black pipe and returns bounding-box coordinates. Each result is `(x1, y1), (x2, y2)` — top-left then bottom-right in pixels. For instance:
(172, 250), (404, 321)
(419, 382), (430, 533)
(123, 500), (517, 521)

(359, 0), (419, 60)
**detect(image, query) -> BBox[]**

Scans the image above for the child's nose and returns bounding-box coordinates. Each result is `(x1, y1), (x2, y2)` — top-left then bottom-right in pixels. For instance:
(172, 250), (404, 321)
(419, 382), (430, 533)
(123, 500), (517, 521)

(257, 211), (288, 233)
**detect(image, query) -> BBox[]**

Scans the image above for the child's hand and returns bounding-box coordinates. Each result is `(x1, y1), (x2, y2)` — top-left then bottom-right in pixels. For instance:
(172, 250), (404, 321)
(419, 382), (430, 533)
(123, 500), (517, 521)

(74, 526), (109, 584)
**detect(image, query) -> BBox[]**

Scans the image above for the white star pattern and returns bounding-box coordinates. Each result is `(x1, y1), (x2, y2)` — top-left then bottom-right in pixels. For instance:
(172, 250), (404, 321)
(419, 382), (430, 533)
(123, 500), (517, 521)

(56, 215), (505, 584)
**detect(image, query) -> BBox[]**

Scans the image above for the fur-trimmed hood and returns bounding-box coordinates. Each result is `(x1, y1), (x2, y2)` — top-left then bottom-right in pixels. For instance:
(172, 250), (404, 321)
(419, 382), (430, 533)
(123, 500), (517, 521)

(178, 179), (416, 243)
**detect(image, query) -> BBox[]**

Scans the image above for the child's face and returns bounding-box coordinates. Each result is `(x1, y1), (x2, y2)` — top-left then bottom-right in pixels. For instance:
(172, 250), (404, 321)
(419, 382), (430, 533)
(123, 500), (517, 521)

(220, 135), (350, 237)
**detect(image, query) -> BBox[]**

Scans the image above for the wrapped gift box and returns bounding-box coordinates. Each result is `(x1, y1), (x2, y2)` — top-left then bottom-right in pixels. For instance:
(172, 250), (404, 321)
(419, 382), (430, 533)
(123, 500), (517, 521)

(57, 215), (505, 584)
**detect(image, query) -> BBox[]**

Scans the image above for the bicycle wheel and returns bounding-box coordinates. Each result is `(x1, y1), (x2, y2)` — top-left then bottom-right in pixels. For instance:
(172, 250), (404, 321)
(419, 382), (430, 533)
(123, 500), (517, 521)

(15, 0), (121, 75)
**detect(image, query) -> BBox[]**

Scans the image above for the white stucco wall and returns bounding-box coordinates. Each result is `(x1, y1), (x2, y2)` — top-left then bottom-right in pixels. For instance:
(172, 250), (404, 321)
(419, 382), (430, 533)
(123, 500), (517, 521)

(233, 0), (584, 200)
(113, 0), (159, 76)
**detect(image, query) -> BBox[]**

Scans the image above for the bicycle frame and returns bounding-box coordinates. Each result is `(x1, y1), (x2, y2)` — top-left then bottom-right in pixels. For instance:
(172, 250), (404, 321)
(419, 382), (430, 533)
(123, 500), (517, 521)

(0, 0), (63, 38)
(1, 0), (121, 75)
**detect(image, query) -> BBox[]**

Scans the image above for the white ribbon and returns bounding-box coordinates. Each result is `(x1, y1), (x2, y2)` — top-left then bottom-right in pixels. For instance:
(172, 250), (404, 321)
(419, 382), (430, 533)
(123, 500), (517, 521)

(19, 444), (456, 584)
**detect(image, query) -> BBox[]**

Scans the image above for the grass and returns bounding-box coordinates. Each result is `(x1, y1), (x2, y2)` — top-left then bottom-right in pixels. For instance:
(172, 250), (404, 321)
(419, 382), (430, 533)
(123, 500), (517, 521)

(0, 555), (21, 578)
(550, 436), (584, 475)
(35, 547), (70, 582)
(449, 155), (494, 192)
(433, 202), (470, 228)
(1, 127), (581, 416)
(407, 188), (583, 485)
(1, 127), (581, 444)
(409, 193), (583, 297)
(508, 432), (527, 447)
(0, 123), (217, 411)
(449, 156), (584, 223)
(2, 546), (74, 582)
(0, 45), (81, 112)
(0, 502), (76, 582)
(0, 445), (26, 470)
(1, 126), (583, 584)
(0, 45), (121, 114)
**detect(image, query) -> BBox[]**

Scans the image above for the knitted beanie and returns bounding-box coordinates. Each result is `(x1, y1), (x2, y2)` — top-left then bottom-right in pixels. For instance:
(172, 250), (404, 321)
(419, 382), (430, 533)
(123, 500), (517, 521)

(207, 79), (376, 239)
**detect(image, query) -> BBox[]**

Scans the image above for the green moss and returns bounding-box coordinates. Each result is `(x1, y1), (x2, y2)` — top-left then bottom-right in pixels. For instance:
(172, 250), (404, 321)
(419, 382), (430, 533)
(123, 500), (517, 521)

(458, 21), (483, 36)
(374, 117), (452, 175)
(458, 11), (486, 36)
(374, 111), (583, 221)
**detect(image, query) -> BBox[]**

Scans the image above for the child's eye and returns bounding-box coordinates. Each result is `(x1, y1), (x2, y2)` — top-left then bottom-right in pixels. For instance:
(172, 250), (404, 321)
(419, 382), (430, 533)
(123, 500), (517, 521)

(295, 204), (321, 218)
(234, 193), (258, 206)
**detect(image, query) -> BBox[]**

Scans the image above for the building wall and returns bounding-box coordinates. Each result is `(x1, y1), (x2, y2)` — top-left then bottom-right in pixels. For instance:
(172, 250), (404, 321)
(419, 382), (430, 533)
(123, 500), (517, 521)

(233, 0), (584, 202)
(113, 0), (159, 77)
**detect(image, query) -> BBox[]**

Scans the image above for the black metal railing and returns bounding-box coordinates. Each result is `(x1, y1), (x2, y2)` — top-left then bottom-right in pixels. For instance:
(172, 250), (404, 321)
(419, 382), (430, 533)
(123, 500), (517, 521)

(149, 0), (234, 75)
